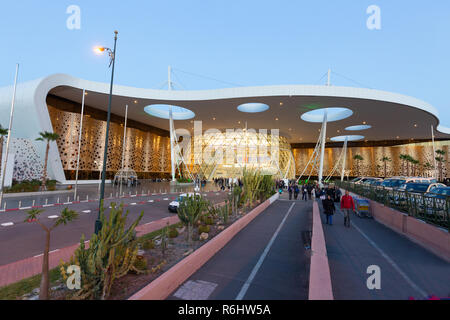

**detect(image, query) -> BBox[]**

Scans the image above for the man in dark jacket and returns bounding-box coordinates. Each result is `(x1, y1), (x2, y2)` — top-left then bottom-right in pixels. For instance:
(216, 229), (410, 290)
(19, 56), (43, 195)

(323, 194), (335, 225)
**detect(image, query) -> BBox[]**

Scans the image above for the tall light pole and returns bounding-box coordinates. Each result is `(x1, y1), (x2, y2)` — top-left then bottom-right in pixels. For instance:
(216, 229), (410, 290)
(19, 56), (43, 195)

(0, 64), (19, 208)
(94, 30), (118, 234)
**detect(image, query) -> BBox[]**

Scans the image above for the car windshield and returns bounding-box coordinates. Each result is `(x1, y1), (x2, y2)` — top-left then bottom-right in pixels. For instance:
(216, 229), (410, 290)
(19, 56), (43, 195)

(405, 184), (429, 192)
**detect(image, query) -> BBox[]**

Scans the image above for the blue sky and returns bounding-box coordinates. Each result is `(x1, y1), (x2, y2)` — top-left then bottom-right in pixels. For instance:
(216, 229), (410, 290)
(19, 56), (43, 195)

(1, 0), (449, 125)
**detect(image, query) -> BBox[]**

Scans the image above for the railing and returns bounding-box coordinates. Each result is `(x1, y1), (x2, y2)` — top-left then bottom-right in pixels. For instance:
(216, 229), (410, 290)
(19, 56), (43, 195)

(335, 181), (449, 231)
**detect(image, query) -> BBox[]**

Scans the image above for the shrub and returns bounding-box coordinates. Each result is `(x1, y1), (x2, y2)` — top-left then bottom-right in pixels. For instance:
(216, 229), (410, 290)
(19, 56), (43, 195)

(168, 227), (178, 238)
(133, 255), (148, 271)
(142, 239), (155, 250)
(198, 225), (210, 234)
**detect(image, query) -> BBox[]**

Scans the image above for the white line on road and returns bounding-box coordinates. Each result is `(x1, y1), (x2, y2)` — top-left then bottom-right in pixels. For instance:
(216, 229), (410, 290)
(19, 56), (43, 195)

(131, 203), (137, 205)
(49, 249), (60, 254)
(235, 202), (296, 300)
(82, 210), (91, 213)
(148, 200), (154, 203)
(337, 210), (428, 298)
(33, 253), (43, 258)
(48, 215), (59, 219)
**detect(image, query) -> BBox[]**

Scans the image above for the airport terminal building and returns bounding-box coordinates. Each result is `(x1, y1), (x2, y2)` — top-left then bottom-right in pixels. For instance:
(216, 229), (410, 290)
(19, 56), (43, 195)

(1, 73), (449, 184)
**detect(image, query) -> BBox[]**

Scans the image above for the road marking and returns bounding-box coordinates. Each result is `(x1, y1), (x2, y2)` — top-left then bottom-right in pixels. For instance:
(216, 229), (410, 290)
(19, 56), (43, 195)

(131, 203), (137, 206)
(235, 202), (296, 300)
(82, 210), (91, 213)
(148, 200), (154, 203)
(21, 206), (32, 210)
(48, 215), (59, 219)
(163, 198), (169, 201)
(34, 253), (43, 258)
(49, 249), (60, 254)
(337, 210), (428, 298)
(1, 222), (14, 227)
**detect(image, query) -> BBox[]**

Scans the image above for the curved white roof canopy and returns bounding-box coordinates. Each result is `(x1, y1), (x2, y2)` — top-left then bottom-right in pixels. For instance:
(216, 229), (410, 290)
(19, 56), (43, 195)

(2, 73), (450, 145)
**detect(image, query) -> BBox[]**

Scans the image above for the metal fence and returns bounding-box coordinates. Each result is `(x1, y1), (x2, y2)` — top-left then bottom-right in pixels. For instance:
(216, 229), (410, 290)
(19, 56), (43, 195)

(335, 181), (449, 231)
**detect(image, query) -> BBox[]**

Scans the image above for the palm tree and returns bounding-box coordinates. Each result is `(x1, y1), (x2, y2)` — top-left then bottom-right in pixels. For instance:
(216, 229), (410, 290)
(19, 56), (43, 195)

(36, 131), (60, 190)
(381, 156), (391, 178)
(412, 159), (420, 176)
(423, 162), (434, 177)
(0, 125), (8, 177)
(435, 149), (446, 182)
(353, 154), (364, 176)
(399, 154), (407, 175)
(25, 207), (78, 299)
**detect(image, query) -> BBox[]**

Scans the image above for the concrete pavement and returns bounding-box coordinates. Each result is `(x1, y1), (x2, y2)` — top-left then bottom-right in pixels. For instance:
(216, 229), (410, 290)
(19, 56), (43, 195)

(320, 201), (450, 300)
(169, 195), (312, 300)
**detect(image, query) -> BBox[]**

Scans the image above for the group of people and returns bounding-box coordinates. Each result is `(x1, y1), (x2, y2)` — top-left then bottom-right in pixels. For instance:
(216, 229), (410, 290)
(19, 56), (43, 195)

(213, 177), (243, 191)
(286, 183), (315, 201)
(321, 186), (355, 228)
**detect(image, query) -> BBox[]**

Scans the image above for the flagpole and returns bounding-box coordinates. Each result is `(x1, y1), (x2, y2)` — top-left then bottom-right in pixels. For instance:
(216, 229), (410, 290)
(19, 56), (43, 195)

(73, 89), (86, 201)
(0, 64), (19, 208)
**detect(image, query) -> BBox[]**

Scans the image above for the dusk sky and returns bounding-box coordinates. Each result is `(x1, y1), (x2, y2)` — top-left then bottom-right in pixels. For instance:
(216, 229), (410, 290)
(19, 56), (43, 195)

(1, 0), (449, 126)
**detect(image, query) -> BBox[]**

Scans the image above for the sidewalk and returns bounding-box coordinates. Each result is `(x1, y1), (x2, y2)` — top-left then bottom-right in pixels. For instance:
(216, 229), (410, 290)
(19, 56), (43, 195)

(0, 215), (180, 288)
(319, 201), (450, 299)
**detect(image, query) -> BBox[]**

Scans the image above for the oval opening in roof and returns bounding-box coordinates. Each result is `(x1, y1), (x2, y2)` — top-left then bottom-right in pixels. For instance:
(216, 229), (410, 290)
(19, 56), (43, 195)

(237, 103), (270, 113)
(330, 135), (365, 142)
(345, 125), (372, 131)
(144, 104), (195, 120)
(301, 107), (353, 123)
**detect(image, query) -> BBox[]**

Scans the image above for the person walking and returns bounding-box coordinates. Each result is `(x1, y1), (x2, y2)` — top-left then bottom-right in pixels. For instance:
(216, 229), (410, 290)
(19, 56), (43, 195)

(335, 188), (342, 203)
(302, 185), (307, 201)
(288, 184), (293, 200)
(294, 184), (299, 200)
(340, 190), (355, 228)
(323, 194), (335, 225)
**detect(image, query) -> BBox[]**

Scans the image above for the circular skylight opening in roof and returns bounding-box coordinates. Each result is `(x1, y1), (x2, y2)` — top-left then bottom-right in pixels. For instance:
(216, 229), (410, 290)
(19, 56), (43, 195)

(237, 103), (270, 113)
(301, 107), (353, 123)
(330, 135), (365, 142)
(144, 104), (195, 120)
(345, 125), (372, 131)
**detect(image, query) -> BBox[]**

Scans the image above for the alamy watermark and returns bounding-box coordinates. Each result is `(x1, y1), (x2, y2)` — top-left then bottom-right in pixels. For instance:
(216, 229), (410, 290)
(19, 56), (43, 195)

(366, 265), (381, 290)
(66, 5), (81, 30)
(367, 5), (381, 30)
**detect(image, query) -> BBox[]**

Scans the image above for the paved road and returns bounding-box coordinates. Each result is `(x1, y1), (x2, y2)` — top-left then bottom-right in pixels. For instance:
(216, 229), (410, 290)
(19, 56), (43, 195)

(168, 195), (312, 300)
(0, 190), (229, 266)
(320, 201), (450, 300)
(0, 181), (219, 210)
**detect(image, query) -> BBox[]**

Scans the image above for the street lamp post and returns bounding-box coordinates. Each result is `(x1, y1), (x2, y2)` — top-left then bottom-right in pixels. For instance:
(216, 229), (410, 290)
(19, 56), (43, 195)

(95, 30), (118, 234)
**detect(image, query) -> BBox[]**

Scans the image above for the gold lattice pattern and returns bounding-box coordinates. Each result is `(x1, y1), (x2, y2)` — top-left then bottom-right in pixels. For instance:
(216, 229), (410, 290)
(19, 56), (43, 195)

(48, 105), (171, 173)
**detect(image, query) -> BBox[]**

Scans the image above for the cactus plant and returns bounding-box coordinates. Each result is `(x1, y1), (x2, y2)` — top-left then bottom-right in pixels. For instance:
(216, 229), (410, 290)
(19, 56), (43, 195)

(177, 194), (208, 247)
(65, 202), (143, 300)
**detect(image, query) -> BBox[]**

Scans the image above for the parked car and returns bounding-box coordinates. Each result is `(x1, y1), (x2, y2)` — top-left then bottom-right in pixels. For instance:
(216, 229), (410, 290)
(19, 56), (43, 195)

(168, 192), (201, 213)
(425, 187), (450, 200)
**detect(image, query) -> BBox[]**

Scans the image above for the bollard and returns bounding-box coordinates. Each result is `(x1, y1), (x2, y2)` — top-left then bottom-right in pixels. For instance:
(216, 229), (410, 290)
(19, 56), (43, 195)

(110, 193), (113, 199)
(57, 197), (60, 204)
(18, 201), (21, 209)
(67, 196), (70, 203)
(129, 191), (131, 196)
(3, 202), (6, 211)
(77, 196), (80, 202)
(45, 198), (48, 205)
(87, 194), (89, 201)
(32, 199), (36, 207)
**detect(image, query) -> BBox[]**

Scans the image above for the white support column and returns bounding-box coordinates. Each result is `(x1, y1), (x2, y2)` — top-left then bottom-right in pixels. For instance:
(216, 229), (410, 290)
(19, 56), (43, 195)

(119, 104), (128, 196)
(431, 125), (438, 179)
(341, 136), (348, 182)
(74, 89), (86, 200)
(318, 110), (327, 187)
(0, 64), (19, 208)
(168, 66), (176, 182)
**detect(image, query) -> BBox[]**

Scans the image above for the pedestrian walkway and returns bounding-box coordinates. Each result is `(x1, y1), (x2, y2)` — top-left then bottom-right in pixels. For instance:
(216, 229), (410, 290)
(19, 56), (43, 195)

(0, 215), (179, 288)
(168, 197), (312, 300)
(319, 201), (450, 300)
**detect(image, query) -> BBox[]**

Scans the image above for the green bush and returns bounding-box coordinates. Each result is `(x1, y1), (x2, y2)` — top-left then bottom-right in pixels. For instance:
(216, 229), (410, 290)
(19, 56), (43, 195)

(198, 225), (210, 234)
(142, 239), (155, 250)
(201, 215), (214, 225)
(133, 255), (148, 271)
(168, 227), (179, 238)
